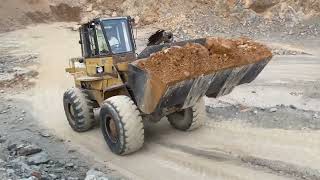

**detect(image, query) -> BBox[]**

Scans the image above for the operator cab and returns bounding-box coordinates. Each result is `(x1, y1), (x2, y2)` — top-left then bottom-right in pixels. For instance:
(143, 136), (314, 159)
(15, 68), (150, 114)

(79, 16), (136, 58)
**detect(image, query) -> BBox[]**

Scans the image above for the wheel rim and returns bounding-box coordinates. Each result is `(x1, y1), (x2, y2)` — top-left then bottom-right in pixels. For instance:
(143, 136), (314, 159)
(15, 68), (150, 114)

(104, 115), (118, 143)
(173, 110), (187, 123)
(68, 103), (76, 126)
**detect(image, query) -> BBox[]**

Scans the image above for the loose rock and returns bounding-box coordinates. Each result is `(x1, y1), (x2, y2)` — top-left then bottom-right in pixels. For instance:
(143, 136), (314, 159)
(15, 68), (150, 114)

(6, 168), (15, 176)
(0, 137), (6, 143)
(289, 105), (297, 109)
(68, 177), (79, 180)
(39, 132), (51, 138)
(7, 143), (17, 151)
(65, 162), (74, 169)
(20, 177), (37, 180)
(269, 107), (278, 112)
(0, 110), (8, 114)
(27, 152), (50, 165)
(16, 144), (42, 156)
(85, 168), (111, 180)
(49, 174), (58, 179)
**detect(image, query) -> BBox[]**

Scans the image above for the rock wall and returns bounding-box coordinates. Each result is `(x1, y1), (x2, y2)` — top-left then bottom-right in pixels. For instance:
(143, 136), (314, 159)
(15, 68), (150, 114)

(0, 0), (319, 33)
(0, 0), (83, 32)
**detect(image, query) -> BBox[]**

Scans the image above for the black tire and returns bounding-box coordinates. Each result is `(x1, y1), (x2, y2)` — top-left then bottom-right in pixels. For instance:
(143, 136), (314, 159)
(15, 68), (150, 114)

(100, 96), (144, 155)
(167, 98), (205, 131)
(63, 88), (96, 132)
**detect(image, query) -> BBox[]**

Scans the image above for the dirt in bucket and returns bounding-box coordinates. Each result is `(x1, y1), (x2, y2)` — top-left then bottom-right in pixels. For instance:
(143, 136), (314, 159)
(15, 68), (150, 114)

(137, 37), (273, 84)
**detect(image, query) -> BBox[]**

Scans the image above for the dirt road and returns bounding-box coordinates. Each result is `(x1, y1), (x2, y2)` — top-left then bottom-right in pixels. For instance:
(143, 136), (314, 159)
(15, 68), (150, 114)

(5, 23), (320, 180)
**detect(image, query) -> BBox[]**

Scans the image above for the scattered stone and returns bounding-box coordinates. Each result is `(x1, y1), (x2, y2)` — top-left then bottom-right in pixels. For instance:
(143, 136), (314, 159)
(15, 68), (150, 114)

(0, 90), (4, 93)
(269, 107), (278, 112)
(27, 152), (50, 165)
(112, 11), (117, 17)
(68, 177), (79, 180)
(0, 137), (6, 143)
(134, 16), (140, 24)
(313, 113), (319, 119)
(72, 25), (81, 31)
(16, 144), (42, 156)
(20, 177), (37, 180)
(21, 163), (34, 176)
(86, 4), (93, 12)
(85, 168), (111, 180)
(31, 171), (41, 179)
(65, 162), (74, 169)
(39, 132), (51, 138)
(30, 165), (40, 171)
(68, 149), (76, 153)
(288, 30), (294, 35)
(251, 91), (256, 93)
(18, 117), (24, 121)
(240, 107), (252, 112)
(253, 110), (258, 115)
(49, 174), (58, 179)
(289, 105), (297, 109)
(22, 110), (26, 114)
(0, 159), (5, 166)
(57, 160), (65, 166)
(53, 167), (65, 173)
(6, 168), (15, 176)
(8, 156), (27, 169)
(0, 110), (8, 114)
(7, 143), (17, 151)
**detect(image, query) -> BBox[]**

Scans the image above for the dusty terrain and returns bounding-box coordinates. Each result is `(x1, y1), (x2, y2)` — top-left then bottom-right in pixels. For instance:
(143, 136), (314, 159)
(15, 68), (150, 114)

(0, 23), (319, 180)
(0, 0), (320, 180)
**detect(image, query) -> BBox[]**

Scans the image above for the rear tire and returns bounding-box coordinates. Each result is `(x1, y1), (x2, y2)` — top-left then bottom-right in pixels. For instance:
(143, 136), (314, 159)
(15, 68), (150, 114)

(167, 98), (205, 131)
(63, 88), (96, 132)
(100, 96), (144, 155)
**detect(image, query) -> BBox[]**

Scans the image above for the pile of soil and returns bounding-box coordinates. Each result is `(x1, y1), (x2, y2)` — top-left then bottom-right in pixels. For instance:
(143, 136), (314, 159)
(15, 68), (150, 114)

(137, 37), (272, 83)
(0, 0), (82, 33)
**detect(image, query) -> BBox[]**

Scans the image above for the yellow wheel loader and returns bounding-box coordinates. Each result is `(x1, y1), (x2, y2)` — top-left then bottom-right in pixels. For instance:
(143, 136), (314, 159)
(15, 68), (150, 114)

(63, 16), (272, 155)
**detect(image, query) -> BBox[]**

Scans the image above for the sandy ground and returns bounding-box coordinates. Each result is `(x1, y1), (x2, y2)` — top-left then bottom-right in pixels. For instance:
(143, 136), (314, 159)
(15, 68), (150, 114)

(2, 23), (320, 179)
(220, 55), (320, 111)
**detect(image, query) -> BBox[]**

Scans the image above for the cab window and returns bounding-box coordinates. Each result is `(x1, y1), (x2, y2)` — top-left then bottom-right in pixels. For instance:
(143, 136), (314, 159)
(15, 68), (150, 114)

(95, 24), (110, 55)
(102, 19), (133, 54)
(88, 27), (98, 56)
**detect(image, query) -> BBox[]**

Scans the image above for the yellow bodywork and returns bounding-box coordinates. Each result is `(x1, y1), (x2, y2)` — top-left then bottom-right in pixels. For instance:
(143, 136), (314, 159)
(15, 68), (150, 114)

(65, 57), (129, 105)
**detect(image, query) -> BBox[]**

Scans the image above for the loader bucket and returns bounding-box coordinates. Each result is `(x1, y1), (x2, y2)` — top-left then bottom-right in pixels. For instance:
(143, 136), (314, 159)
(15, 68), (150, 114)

(128, 37), (272, 114)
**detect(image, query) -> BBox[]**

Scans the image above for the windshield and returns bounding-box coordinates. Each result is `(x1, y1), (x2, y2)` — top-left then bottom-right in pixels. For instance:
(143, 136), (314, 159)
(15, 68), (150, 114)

(102, 19), (133, 54)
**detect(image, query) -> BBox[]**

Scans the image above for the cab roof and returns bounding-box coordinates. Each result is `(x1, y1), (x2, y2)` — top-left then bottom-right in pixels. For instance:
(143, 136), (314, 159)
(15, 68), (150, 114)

(83, 16), (131, 25)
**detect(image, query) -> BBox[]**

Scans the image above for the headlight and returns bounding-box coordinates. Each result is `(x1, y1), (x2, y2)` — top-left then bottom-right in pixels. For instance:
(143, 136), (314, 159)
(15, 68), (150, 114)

(96, 66), (104, 74)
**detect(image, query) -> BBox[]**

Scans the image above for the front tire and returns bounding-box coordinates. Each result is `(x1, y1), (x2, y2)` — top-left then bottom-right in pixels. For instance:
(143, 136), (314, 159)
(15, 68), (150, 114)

(63, 88), (96, 132)
(167, 98), (205, 131)
(100, 96), (144, 155)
